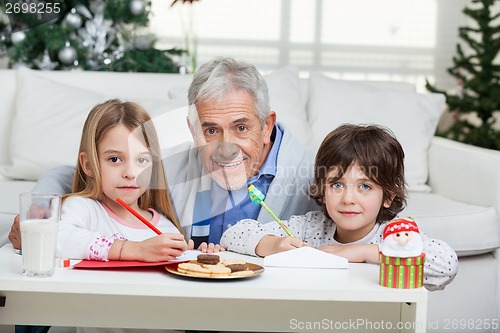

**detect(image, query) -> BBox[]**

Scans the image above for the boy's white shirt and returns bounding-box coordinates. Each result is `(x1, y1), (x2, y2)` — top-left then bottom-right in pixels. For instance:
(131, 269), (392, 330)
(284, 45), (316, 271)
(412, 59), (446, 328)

(220, 210), (458, 291)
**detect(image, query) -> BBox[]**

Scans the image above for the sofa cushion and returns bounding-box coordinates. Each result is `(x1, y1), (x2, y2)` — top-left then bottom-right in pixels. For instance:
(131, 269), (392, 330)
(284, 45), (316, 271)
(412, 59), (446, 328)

(401, 192), (500, 257)
(263, 67), (309, 143)
(0, 69), (191, 181)
(1, 67), (308, 181)
(307, 72), (445, 192)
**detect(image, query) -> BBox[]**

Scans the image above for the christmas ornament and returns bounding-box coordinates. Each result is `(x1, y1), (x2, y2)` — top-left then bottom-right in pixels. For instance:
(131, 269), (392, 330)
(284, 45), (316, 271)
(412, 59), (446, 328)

(0, 35), (7, 57)
(11, 31), (26, 45)
(89, 0), (106, 15)
(379, 217), (424, 257)
(0, 0), (181, 73)
(378, 217), (426, 289)
(77, 1), (116, 70)
(129, 0), (146, 15)
(76, 4), (93, 19)
(58, 43), (77, 65)
(34, 49), (58, 70)
(65, 9), (83, 29)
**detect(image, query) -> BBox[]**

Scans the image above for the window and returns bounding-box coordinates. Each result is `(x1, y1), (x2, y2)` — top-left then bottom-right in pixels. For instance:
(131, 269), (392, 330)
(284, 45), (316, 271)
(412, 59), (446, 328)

(150, 0), (467, 92)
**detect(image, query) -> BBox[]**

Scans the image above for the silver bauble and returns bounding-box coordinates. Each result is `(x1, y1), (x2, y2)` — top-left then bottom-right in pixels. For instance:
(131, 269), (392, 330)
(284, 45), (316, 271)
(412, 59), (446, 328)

(11, 31), (27, 45)
(65, 9), (83, 29)
(129, 0), (146, 15)
(58, 45), (78, 65)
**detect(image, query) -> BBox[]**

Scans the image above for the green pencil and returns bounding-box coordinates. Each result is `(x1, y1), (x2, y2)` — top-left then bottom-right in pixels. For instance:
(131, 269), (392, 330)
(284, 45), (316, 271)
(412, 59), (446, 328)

(248, 185), (296, 237)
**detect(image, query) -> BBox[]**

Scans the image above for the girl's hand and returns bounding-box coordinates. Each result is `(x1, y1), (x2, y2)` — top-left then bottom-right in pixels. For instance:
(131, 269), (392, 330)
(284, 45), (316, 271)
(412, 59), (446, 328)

(317, 244), (379, 263)
(120, 233), (187, 262)
(255, 235), (309, 257)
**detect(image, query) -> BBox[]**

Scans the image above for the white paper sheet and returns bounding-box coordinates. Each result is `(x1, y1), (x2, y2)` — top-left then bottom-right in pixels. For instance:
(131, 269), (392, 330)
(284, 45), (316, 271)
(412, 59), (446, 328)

(175, 249), (204, 261)
(263, 247), (349, 269)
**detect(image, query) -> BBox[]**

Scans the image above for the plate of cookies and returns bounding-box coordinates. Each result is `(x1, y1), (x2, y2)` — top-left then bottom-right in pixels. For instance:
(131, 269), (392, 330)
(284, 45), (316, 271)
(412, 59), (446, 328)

(166, 254), (264, 279)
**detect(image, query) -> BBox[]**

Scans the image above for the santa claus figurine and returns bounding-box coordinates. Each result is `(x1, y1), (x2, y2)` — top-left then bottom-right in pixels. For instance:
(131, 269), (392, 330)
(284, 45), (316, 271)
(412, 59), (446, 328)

(379, 217), (424, 258)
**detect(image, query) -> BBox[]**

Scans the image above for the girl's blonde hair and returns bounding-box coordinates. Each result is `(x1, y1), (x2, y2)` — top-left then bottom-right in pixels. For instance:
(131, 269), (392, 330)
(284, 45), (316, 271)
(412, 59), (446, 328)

(68, 99), (184, 237)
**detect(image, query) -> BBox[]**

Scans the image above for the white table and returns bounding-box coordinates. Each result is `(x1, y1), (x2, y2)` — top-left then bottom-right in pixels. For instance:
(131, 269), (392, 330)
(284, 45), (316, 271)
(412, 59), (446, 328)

(0, 244), (428, 332)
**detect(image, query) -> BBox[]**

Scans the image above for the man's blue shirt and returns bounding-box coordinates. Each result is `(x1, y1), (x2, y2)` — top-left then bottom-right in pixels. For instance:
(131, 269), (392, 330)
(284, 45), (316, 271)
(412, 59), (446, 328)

(190, 125), (283, 246)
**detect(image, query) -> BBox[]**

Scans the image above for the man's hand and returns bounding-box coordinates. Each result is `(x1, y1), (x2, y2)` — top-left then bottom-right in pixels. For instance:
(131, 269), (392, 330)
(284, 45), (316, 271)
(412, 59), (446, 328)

(187, 239), (226, 253)
(9, 215), (21, 250)
(10, 204), (52, 250)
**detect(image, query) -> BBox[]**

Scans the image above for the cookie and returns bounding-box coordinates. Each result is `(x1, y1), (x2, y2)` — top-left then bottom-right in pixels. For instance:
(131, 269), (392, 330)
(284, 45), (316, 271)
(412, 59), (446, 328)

(177, 262), (211, 277)
(231, 270), (255, 277)
(202, 263), (231, 275)
(225, 263), (248, 272)
(177, 269), (211, 278)
(197, 254), (220, 265)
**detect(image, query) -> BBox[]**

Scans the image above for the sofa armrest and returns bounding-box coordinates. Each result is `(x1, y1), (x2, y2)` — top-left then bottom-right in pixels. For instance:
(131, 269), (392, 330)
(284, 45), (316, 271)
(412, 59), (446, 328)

(428, 136), (500, 214)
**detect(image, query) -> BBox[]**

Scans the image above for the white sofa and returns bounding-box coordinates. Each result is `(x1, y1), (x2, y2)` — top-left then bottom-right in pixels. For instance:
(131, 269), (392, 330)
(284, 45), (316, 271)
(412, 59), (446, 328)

(1, 67), (500, 332)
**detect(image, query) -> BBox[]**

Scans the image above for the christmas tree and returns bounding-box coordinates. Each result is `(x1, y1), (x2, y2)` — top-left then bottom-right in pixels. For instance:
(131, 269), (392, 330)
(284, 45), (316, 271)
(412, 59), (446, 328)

(0, 0), (186, 72)
(426, 0), (500, 150)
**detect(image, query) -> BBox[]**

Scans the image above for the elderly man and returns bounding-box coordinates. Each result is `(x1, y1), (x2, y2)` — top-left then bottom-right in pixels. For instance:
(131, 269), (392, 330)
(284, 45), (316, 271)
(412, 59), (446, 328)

(9, 57), (319, 251)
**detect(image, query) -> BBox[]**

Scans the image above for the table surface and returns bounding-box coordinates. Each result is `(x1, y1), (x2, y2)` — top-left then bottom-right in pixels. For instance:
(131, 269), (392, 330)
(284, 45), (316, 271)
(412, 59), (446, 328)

(0, 244), (428, 332)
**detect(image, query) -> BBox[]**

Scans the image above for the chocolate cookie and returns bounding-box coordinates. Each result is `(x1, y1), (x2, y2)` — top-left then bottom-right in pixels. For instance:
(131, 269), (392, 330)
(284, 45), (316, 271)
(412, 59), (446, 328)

(225, 263), (247, 272)
(197, 254), (220, 265)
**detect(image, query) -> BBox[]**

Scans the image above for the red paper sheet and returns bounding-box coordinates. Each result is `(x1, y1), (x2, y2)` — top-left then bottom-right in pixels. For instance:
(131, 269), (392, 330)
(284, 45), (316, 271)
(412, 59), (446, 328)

(73, 259), (186, 269)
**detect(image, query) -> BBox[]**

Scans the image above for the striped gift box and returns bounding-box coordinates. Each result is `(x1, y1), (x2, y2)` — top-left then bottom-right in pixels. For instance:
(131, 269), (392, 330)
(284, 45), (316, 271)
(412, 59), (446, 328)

(379, 252), (425, 288)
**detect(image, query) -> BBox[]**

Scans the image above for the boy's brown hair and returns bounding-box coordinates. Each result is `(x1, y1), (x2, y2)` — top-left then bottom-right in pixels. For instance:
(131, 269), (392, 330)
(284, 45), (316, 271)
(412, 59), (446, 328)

(309, 124), (407, 222)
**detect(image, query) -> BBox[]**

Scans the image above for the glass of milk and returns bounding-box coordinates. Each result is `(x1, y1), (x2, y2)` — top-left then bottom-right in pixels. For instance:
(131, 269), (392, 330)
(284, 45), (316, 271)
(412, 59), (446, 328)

(19, 193), (61, 277)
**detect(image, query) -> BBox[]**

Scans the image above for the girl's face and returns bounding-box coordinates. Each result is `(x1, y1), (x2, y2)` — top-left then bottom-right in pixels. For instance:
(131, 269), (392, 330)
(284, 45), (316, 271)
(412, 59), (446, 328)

(324, 163), (392, 243)
(96, 124), (153, 210)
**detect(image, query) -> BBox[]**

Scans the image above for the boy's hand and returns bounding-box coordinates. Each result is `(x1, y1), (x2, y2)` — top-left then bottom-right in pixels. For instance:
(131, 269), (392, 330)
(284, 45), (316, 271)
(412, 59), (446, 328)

(318, 244), (379, 263)
(255, 235), (308, 257)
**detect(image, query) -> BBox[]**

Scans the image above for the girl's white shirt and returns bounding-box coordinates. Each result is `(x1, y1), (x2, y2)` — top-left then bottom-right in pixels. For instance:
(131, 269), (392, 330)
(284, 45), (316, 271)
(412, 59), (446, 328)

(57, 196), (180, 260)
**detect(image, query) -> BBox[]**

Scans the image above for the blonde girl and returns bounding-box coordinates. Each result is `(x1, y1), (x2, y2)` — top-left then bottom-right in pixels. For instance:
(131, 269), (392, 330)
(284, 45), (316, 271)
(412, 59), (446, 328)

(57, 99), (187, 262)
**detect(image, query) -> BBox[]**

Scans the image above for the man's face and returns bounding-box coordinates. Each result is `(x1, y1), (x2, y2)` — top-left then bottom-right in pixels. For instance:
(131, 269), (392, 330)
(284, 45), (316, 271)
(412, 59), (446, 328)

(189, 90), (275, 191)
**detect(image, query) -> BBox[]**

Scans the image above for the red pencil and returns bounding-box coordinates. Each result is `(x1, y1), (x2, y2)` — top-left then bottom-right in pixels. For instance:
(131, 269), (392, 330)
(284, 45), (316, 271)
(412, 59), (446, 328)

(116, 197), (162, 235)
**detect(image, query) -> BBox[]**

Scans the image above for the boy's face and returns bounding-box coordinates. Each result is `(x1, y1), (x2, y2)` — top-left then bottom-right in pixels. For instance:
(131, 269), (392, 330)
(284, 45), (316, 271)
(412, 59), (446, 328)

(96, 124), (152, 210)
(324, 163), (392, 243)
